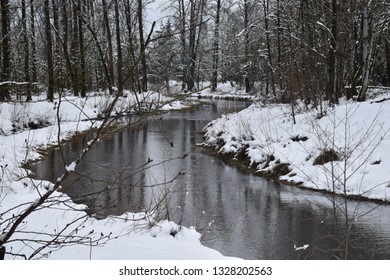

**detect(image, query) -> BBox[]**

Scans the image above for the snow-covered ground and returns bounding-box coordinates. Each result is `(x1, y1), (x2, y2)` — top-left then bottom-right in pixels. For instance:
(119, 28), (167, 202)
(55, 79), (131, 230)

(163, 80), (255, 100)
(202, 88), (390, 202)
(193, 82), (255, 100)
(0, 90), (238, 260)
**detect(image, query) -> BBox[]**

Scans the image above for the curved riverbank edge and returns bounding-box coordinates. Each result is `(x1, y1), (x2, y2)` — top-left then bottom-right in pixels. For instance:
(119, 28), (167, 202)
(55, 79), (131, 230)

(199, 143), (390, 206)
(199, 91), (390, 205)
(23, 99), (201, 167)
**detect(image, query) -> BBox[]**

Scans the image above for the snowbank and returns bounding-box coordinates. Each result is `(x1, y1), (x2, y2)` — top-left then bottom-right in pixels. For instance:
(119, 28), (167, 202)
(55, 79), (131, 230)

(202, 90), (390, 202)
(194, 82), (254, 100)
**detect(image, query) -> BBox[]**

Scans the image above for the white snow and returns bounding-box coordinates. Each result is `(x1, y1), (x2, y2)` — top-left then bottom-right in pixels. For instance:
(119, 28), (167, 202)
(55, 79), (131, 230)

(192, 81), (255, 100)
(65, 162), (76, 172)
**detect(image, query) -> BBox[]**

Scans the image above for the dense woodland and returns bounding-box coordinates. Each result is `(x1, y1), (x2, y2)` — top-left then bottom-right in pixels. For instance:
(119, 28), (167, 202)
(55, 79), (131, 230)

(0, 0), (389, 104)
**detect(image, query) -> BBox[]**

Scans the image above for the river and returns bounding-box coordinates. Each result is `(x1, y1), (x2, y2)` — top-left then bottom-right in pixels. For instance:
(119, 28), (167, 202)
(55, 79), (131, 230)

(32, 100), (390, 259)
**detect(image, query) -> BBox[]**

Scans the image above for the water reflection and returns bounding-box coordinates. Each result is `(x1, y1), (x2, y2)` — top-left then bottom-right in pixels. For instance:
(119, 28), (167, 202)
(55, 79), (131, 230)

(32, 100), (390, 259)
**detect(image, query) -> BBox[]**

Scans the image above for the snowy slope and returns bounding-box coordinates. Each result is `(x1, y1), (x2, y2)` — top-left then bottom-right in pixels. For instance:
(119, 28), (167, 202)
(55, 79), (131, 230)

(202, 89), (390, 202)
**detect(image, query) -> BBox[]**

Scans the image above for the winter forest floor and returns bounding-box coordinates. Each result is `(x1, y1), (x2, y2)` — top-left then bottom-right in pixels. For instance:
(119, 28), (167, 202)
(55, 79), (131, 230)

(1, 84), (390, 259)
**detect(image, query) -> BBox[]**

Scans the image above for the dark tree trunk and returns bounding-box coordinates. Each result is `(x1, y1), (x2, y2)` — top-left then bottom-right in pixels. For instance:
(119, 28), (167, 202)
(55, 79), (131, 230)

(30, 0), (37, 92)
(0, 0), (11, 101)
(276, 0), (283, 91)
(263, 0), (276, 96)
(244, 0), (251, 93)
(71, 1), (80, 96)
(327, 0), (338, 103)
(52, 0), (61, 90)
(385, 35), (390, 87)
(77, 0), (86, 97)
(61, 0), (77, 95)
(22, 0), (31, 101)
(138, 0), (148, 92)
(102, 0), (115, 93)
(178, 0), (187, 91)
(124, 0), (137, 92)
(358, 0), (371, 102)
(114, 0), (123, 96)
(0, 245), (5, 260)
(194, 0), (205, 89)
(187, 1), (196, 91)
(211, 0), (221, 92)
(44, 0), (55, 101)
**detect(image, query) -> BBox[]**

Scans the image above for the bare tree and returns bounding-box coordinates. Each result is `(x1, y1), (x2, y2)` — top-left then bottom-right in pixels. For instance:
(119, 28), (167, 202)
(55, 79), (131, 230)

(114, 0), (124, 96)
(124, 0), (138, 92)
(358, 0), (372, 101)
(44, 0), (55, 101)
(386, 31), (390, 86)
(77, 0), (87, 97)
(211, 0), (221, 92)
(22, 0), (32, 101)
(102, 0), (115, 92)
(0, 0), (11, 101)
(30, 0), (38, 92)
(243, 0), (252, 93)
(138, 0), (148, 92)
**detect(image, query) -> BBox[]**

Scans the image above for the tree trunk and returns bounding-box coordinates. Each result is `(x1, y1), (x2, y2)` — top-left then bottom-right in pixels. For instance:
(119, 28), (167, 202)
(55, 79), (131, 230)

(194, 0), (205, 89)
(52, 0), (61, 90)
(71, 1), (80, 96)
(327, 0), (338, 103)
(61, 0), (78, 96)
(102, 0), (115, 93)
(114, 0), (123, 96)
(124, 0), (137, 92)
(385, 34), (390, 86)
(345, 0), (359, 100)
(22, 0), (31, 101)
(244, 0), (251, 93)
(0, 245), (5, 260)
(187, 0), (197, 91)
(178, 0), (187, 91)
(44, 0), (55, 101)
(138, 0), (148, 92)
(77, 0), (86, 97)
(30, 0), (37, 93)
(263, 0), (276, 97)
(211, 0), (221, 92)
(358, 0), (371, 102)
(0, 0), (11, 101)
(276, 0), (283, 91)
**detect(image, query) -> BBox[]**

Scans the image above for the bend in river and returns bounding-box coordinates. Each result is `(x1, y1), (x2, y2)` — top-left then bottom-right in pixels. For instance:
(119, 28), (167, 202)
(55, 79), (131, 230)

(33, 100), (390, 259)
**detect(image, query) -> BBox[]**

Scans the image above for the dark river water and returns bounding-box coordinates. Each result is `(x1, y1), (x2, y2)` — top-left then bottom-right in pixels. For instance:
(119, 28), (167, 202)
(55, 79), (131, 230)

(33, 100), (390, 259)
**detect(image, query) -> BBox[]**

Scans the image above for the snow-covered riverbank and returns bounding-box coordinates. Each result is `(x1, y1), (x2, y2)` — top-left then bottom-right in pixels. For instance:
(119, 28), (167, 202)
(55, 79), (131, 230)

(201, 89), (390, 203)
(0, 90), (238, 260)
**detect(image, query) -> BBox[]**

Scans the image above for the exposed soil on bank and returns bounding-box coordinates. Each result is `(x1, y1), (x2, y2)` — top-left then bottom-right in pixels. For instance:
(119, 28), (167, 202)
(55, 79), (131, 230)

(199, 142), (390, 206)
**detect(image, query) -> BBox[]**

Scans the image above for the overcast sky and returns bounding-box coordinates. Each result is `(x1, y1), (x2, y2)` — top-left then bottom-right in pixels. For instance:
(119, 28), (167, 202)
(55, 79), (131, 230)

(146, 0), (171, 29)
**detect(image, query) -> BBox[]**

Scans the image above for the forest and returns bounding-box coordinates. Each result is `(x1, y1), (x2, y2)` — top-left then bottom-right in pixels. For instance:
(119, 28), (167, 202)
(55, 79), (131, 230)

(0, 0), (389, 103)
